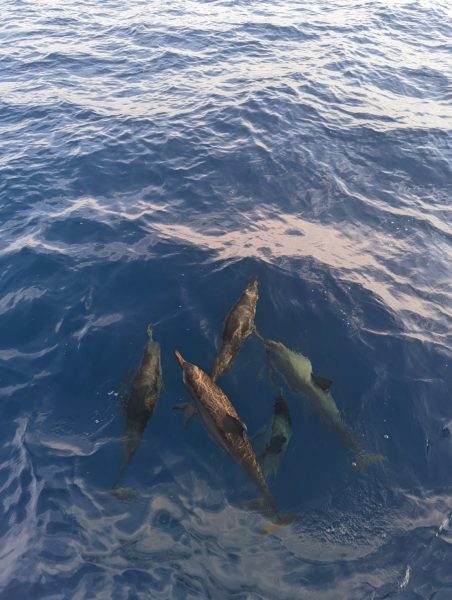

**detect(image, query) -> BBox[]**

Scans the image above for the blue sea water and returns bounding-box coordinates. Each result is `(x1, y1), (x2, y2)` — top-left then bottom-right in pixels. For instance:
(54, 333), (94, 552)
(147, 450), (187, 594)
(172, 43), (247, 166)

(1, 0), (451, 597)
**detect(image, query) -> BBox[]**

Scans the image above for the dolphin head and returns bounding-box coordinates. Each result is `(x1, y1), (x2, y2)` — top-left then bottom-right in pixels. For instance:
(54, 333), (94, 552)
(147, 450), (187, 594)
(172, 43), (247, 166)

(255, 331), (281, 354)
(263, 337), (282, 353)
(246, 276), (258, 294)
(263, 338), (286, 369)
(173, 349), (186, 367)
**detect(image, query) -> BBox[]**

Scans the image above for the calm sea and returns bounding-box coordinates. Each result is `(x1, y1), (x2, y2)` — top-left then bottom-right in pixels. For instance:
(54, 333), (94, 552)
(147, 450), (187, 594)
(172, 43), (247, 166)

(1, 0), (451, 598)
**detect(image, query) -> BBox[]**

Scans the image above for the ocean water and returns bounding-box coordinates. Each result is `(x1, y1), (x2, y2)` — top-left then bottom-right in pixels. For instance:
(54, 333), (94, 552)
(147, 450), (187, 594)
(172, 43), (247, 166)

(1, 0), (451, 597)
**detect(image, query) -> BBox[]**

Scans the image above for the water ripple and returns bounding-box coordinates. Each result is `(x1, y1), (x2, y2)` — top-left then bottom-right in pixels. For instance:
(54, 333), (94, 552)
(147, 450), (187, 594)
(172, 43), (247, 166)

(1, 0), (451, 597)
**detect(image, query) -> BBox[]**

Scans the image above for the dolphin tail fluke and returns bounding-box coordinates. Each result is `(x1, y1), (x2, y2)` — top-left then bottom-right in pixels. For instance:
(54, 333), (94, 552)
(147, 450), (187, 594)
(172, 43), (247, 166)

(260, 512), (303, 535)
(101, 486), (140, 502)
(211, 349), (232, 382)
(242, 498), (302, 533)
(146, 324), (153, 339)
(210, 362), (220, 383)
(112, 430), (142, 488)
(241, 497), (268, 511)
(242, 492), (279, 515)
(111, 472), (123, 490)
(111, 453), (131, 489)
(353, 451), (385, 471)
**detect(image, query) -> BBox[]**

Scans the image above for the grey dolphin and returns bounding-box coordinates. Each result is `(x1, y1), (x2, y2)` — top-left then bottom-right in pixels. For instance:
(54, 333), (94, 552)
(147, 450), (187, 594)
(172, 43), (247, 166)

(114, 325), (162, 486)
(173, 350), (298, 526)
(253, 390), (292, 479)
(256, 332), (382, 470)
(211, 277), (258, 382)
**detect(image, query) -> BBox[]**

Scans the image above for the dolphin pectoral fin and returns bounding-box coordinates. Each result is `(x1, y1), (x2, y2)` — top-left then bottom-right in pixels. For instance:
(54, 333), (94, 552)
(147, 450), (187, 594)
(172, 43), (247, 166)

(183, 405), (196, 429)
(312, 374), (333, 391)
(172, 403), (196, 429)
(266, 362), (276, 387)
(221, 414), (247, 436)
(260, 512), (303, 535)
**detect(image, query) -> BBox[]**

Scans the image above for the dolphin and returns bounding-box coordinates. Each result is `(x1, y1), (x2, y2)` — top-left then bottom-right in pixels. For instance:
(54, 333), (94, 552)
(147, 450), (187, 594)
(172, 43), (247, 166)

(256, 332), (382, 470)
(211, 277), (259, 382)
(114, 325), (163, 486)
(253, 390), (292, 479)
(173, 350), (298, 526)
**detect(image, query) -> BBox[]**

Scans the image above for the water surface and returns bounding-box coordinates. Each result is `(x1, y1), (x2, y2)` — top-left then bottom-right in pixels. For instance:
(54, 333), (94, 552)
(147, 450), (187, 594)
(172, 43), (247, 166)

(1, 0), (451, 598)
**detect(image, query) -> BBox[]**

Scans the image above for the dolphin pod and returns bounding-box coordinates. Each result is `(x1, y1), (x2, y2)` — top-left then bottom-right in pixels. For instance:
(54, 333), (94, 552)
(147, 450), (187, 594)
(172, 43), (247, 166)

(114, 276), (382, 526)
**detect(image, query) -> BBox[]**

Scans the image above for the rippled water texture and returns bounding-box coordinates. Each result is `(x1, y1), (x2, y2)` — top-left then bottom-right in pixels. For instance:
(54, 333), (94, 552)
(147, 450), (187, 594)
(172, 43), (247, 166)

(1, 0), (451, 598)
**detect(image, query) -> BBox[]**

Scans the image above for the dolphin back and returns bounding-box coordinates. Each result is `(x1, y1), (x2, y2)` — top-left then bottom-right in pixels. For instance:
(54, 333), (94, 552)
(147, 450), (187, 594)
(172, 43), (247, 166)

(114, 328), (162, 486)
(254, 391), (292, 479)
(176, 355), (276, 512)
(211, 279), (259, 381)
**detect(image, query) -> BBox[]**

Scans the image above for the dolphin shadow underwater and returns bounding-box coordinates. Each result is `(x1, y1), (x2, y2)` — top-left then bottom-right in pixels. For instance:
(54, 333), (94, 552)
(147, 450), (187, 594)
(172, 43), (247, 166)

(254, 330), (383, 471)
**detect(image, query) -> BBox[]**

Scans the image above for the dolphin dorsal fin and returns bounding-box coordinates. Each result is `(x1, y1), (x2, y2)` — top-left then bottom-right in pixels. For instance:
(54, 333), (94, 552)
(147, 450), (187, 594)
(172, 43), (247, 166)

(266, 434), (286, 454)
(312, 374), (333, 391)
(221, 414), (247, 436)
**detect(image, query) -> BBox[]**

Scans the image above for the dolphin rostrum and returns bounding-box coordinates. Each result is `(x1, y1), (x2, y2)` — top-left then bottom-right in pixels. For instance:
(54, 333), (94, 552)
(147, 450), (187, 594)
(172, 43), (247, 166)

(173, 350), (297, 526)
(211, 277), (259, 382)
(114, 325), (162, 486)
(253, 390), (292, 479)
(256, 332), (382, 470)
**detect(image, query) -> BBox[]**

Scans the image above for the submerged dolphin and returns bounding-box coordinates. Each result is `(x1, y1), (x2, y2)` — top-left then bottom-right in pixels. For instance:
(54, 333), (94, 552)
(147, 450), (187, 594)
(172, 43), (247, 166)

(114, 325), (163, 486)
(211, 277), (259, 382)
(173, 350), (297, 526)
(253, 390), (292, 479)
(256, 332), (382, 470)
